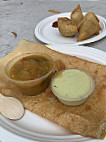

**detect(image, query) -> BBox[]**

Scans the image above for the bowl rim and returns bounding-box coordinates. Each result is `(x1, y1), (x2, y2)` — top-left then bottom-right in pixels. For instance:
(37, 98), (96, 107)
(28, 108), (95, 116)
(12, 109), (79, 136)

(50, 68), (95, 101)
(4, 52), (55, 84)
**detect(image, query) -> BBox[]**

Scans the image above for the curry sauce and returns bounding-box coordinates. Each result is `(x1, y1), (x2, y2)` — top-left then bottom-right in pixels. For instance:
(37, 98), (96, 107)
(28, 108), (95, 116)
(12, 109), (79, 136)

(10, 55), (52, 81)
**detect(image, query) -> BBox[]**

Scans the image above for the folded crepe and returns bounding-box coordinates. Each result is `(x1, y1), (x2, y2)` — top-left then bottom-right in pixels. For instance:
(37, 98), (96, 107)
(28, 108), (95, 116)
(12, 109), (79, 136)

(58, 17), (78, 37)
(70, 4), (84, 25)
(0, 40), (106, 139)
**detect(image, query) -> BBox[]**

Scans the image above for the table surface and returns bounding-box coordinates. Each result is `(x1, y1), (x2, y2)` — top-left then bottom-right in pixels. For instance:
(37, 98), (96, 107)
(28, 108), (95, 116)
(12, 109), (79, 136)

(0, 0), (106, 142)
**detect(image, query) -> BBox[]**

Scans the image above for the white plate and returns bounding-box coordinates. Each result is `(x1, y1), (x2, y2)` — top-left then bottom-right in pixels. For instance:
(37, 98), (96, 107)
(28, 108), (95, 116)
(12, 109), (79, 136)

(0, 45), (106, 142)
(35, 12), (106, 46)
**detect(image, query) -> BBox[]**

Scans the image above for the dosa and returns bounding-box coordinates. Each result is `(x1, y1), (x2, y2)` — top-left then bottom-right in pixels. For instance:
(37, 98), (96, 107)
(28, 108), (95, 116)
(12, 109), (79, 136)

(0, 40), (106, 139)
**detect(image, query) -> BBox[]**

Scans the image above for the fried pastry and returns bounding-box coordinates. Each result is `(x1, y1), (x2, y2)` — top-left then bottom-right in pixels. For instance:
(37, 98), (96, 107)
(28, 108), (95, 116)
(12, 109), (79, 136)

(84, 12), (101, 30)
(78, 19), (100, 41)
(58, 17), (78, 37)
(71, 4), (84, 25)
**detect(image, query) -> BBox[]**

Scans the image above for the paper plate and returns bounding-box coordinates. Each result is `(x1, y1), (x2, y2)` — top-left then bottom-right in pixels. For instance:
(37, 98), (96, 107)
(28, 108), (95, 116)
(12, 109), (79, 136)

(0, 45), (106, 142)
(35, 12), (106, 46)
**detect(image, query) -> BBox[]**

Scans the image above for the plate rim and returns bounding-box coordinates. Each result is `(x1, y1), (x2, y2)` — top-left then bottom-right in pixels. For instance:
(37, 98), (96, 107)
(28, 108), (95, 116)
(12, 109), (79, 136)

(0, 45), (106, 142)
(46, 44), (106, 65)
(34, 12), (106, 46)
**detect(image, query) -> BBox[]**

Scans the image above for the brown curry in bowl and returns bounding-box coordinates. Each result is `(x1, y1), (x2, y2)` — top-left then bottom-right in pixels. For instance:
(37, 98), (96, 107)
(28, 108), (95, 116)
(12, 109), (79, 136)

(4, 53), (55, 96)
(10, 55), (53, 81)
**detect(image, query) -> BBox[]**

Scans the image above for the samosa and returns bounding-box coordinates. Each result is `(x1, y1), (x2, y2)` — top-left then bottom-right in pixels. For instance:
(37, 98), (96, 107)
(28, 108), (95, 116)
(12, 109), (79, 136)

(58, 17), (78, 37)
(84, 12), (101, 30)
(78, 12), (101, 41)
(78, 19), (100, 41)
(70, 4), (84, 25)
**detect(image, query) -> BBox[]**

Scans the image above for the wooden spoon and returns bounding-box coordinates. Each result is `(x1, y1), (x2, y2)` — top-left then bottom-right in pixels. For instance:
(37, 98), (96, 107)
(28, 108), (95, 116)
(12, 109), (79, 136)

(0, 93), (24, 120)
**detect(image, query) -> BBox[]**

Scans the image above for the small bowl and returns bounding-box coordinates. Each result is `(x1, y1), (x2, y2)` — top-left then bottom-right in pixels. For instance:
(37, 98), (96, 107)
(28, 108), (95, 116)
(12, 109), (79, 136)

(51, 68), (95, 106)
(4, 52), (55, 96)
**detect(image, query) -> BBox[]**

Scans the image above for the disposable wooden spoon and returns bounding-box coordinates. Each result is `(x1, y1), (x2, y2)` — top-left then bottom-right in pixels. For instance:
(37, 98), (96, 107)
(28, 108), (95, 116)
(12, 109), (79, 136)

(0, 93), (24, 120)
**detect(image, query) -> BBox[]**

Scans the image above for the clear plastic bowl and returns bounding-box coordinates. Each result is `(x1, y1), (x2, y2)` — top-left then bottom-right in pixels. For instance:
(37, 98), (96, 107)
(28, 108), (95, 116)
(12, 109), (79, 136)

(4, 53), (55, 96)
(51, 68), (95, 106)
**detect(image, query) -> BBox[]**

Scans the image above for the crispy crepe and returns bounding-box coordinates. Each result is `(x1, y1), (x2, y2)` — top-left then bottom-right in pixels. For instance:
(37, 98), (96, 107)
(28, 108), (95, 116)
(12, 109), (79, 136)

(58, 17), (78, 37)
(0, 40), (106, 139)
(71, 4), (84, 25)
(78, 18), (100, 41)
